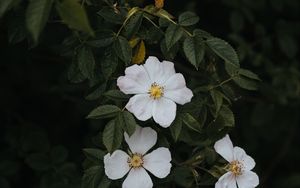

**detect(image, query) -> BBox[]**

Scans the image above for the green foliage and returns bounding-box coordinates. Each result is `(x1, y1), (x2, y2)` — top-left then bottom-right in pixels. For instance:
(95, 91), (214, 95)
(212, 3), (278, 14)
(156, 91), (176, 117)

(178, 11), (199, 26)
(102, 120), (123, 153)
(183, 35), (205, 69)
(87, 105), (121, 119)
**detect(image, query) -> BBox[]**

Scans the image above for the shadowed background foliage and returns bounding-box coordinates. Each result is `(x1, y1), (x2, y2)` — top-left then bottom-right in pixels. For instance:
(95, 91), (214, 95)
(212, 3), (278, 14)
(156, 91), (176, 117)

(0, 0), (300, 187)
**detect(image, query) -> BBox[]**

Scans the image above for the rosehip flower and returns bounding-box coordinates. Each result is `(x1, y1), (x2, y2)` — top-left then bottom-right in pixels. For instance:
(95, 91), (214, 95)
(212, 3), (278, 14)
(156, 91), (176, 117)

(104, 126), (172, 188)
(214, 135), (259, 188)
(117, 56), (193, 127)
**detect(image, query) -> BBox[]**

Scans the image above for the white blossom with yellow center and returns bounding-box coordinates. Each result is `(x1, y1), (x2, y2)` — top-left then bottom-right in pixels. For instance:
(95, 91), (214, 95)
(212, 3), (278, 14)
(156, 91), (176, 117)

(117, 56), (193, 127)
(214, 135), (259, 188)
(104, 126), (172, 188)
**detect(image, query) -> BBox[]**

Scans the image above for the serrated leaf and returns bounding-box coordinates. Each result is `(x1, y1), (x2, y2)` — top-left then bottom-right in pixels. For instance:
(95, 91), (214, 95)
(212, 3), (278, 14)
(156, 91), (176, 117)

(165, 24), (183, 50)
(123, 11), (143, 39)
(181, 113), (202, 133)
(206, 37), (240, 68)
(87, 105), (121, 119)
(169, 117), (183, 142)
(183, 35), (205, 69)
(239, 69), (260, 80)
(116, 111), (137, 136)
(87, 30), (115, 48)
(104, 90), (129, 101)
(85, 83), (107, 101)
(233, 76), (258, 90)
(103, 120), (123, 153)
(132, 40), (146, 64)
(179, 11), (199, 26)
(101, 48), (118, 80)
(67, 57), (86, 83)
(78, 46), (95, 79)
(82, 165), (111, 188)
(56, 0), (94, 35)
(83, 148), (105, 163)
(160, 38), (179, 60)
(113, 36), (132, 65)
(219, 106), (235, 127)
(210, 90), (224, 114)
(26, 0), (53, 43)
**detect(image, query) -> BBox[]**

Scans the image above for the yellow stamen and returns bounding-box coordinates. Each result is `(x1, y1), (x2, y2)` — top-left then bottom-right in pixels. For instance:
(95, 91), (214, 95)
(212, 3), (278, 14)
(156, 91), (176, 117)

(149, 82), (164, 99)
(155, 0), (164, 9)
(128, 154), (143, 168)
(229, 160), (243, 176)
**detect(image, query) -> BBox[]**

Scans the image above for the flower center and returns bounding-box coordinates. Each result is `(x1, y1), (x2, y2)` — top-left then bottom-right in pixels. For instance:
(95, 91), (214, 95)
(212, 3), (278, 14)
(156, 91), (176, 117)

(149, 82), (164, 99)
(229, 160), (243, 176)
(128, 154), (144, 168)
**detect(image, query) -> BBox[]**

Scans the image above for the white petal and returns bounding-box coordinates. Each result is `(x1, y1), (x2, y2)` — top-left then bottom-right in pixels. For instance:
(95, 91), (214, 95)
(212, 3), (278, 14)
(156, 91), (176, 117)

(215, 172), (237, 188)
(124, 126), (157, 155)
(143, 147), (172, 178)
(164, 87), (193, 105)
(233, 147), (256, 171)
(117, 76), (147, 94)
(122, 168), (153, 188)
(104, 150), (130, 180)
(126, 94), (154, 121)
(161, 60), (176, 81)
(214, 135), (234, 162)
(236, 171), (259, 188)
(143, 56), (163, 83)
(152, 98), (176, 128)
(164, 73), (187, 90)
(125, 64), (151, 87)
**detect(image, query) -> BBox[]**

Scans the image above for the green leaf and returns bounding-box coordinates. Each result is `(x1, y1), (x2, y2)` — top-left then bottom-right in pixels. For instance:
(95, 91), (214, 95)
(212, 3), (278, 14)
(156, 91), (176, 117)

(50, 145), (68, 164)
(104, 90), (129, 101)
(26, 0), (53, 43)
(85, 83), (107, 101)
(25, 153), (51, 171)
(219, 106), (235, 127)
(78, 46), (95, 79)
(278, 35), (298, 58)
(239, 69), (260, 80)
(233, 76), (258, 90)
(101, 48), (118, 80)
(210, 90), (224, 115)
(102, 120), (123, 153)
(56, 0), (94, 35)
(83, 148), (105, 164)
(116, 111), (137, 136)
(183, 35), (205, 69)
(87, 30), (115, 48)
(67, 57), (86, 83)
(113, 36), (132, 65)
(179, 11), (199, 26)
(169, 117), (183, 142)
(206, 37), (240, 68)
(97, 7), (124, 24)
(82, 166), (111, 188)
(160, 38), (179, 60)
(87, 105), (121, 119)
(165, 24), (183, 50)
(181, 113), (202, 133)
(123, 11), (143, 39)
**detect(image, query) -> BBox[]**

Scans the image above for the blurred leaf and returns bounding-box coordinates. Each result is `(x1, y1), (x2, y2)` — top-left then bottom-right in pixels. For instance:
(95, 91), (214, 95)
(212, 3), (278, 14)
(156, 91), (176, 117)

(83, 148), (105, 164)
(230, 11), (244, 32)
(179, 11), (199, 26)
(132, 40), (146, 64)
(165, 24), (183, 50)
(78, 46), (95, 80)
(113, 36), (132, 65)
(102, 120), (123, 153)
(233, 76), (258, 90)
(21, 131), (50, 153)
(56, 0), (94, 35)
(160, 38), (179, 60)
(239, 69), (260, 80)
(97, 7), (124, 24)
(210, 90), (224, 114)
(85, 83), (107, 101)
(0, 160), (19, 176)
(101, 48), (118, 80)
(219, 106), (235, 127)
(169, 116), (183, 142)
(103, 90), (129, 101)
(82, 165), (111, 188)
(278, 35), (298, 58)
(181, 113), (202, 133)
(206, 37), (240, 68)
(67, 58), (86, 83)
(0, 0), (17, 18)
(183, 35), (205, 69)
(0, 177), (9, 188)
(116, 111), (137, 136)
(25, 153), (51, 171)
(26, 0), (53, 43)
(51, 145), (68, 164)
(87, 105), (121, 119)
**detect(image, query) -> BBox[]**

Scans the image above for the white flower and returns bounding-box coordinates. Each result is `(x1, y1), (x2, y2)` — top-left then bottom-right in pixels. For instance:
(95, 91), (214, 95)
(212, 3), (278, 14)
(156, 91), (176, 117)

(104, 126), (172, 188)
(214, 135), (259, 188)
(117, 56), (193, 127)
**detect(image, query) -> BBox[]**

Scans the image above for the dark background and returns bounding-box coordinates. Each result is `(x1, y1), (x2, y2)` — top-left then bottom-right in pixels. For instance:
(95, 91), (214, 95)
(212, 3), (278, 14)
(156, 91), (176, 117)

(1, 0), (300, 187)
